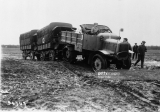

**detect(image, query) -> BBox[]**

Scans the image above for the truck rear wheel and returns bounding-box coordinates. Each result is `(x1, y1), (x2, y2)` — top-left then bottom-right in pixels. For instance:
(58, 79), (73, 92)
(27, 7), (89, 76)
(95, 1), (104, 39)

(91, 54), (107, 72)
(49, 50), (56, 61)
(40, 52), (45, 61)
(122, 58), (131, 69)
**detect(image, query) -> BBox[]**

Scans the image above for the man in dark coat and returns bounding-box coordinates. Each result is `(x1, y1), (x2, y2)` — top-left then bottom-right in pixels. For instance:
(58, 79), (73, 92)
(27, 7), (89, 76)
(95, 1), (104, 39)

(134, 41), (147, 68)
(132, 43), (138, 60)
(123, 38), (132, 50)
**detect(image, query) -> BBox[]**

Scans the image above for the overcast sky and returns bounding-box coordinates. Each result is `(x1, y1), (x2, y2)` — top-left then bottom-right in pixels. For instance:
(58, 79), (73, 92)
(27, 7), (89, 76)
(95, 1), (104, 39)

(0, 0), (160, 46)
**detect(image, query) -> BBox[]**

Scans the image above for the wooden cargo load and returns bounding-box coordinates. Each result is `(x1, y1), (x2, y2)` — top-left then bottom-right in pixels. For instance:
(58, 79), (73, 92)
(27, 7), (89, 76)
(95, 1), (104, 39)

(61, 31), (83, 52)
(36, 22), (75, 50)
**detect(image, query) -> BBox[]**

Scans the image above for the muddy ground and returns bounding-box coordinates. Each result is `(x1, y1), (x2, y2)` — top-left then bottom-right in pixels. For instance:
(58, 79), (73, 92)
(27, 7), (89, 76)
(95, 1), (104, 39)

(1, 48), (160, 112)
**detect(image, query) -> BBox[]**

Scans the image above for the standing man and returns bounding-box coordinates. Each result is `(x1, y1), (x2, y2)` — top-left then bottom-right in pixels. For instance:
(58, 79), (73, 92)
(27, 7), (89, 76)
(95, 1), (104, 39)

(91, 23), (99, 35)
(132, 43), (138, 60)
(134, 41), (147, 68)
(123, 38), (132, 51)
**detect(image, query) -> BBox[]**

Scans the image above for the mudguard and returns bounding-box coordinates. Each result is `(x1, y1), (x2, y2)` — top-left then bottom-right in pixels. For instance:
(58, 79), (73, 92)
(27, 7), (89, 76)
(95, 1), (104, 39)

(98, 50), (114, 55)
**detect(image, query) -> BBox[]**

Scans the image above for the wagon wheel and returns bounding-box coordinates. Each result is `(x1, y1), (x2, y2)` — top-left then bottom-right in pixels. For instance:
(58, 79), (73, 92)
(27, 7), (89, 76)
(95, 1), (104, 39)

(40, 52), (45, 61)
(49, 50), (56, 61)
(22, 52), (27, 60)
(30, 52), (35, 60)
(91, 54), (107, 72)
(63, 48), (76, 63)
(36, 54), (41, 61)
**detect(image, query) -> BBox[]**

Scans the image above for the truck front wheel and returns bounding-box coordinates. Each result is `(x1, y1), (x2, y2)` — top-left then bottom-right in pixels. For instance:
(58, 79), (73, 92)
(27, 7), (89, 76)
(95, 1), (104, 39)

(91, 54), (107, 72)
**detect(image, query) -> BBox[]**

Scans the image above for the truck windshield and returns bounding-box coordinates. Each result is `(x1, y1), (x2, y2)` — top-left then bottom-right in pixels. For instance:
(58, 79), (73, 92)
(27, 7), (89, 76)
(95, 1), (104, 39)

(80, 24), (112, 34)
(98, 28), (112, 33)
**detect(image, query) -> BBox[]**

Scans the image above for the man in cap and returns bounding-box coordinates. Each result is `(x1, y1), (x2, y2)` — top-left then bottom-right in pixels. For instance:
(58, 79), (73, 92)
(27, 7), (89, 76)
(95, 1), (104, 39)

(134, 41), (147, 68)
(123, 38), (132, 50)
(91, 23), (99, 35)
(132, 43), (138, 60)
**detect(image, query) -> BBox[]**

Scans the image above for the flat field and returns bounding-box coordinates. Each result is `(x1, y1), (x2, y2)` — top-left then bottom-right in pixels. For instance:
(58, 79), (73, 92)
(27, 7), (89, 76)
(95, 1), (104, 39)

(145, 50), (160, 61)
(1, 47), (160, 112)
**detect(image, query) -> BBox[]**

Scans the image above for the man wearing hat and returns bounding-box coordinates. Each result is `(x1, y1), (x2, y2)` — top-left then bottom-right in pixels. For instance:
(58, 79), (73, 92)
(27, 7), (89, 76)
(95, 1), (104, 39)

(123, 38), (132, 50)
(134, 41), (147, 68)
(132, 43), (138, 60)
(91, 23), (99, 35)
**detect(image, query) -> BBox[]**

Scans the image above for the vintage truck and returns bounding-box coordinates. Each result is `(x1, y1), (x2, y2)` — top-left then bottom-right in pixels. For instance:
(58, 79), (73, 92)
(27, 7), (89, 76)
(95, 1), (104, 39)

(20, 22), (132, 71)
(60, 24), (132, 71)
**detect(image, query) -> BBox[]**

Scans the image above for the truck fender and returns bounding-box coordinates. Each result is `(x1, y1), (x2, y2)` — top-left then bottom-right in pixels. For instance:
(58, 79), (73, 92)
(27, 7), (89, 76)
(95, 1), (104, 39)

(88, 51), (109, 65)
(98, 50), (114, 55)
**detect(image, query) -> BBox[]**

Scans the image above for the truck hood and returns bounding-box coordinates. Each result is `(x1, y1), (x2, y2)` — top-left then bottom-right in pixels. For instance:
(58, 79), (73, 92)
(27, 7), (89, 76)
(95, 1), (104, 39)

(98, 33), (121, 40)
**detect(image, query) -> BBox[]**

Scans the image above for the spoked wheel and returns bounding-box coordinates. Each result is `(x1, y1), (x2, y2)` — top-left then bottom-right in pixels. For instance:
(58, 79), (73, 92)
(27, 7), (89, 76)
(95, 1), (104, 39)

(63, 49), (76, 63)
(40, 52), (45, 61)
(49, 50), (56, 61)
(91, 54), (107, 72)
(30, 52), (35, 60)
(22, 52), (27, 60)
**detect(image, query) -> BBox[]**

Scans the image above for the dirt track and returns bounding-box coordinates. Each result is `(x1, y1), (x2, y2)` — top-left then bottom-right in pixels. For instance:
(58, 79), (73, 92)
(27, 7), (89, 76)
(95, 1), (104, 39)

(1, 48), (160, 112)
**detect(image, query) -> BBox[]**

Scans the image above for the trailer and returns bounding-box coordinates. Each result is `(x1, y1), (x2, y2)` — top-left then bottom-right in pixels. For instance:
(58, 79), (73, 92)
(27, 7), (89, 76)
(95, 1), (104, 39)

(19, 30), (38, 60)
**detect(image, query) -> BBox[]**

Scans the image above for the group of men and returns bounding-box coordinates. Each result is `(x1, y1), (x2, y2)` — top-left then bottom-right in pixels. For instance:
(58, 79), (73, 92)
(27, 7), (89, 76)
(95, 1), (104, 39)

(122, 38), (147, 68)
(132, 41), (147, 68)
